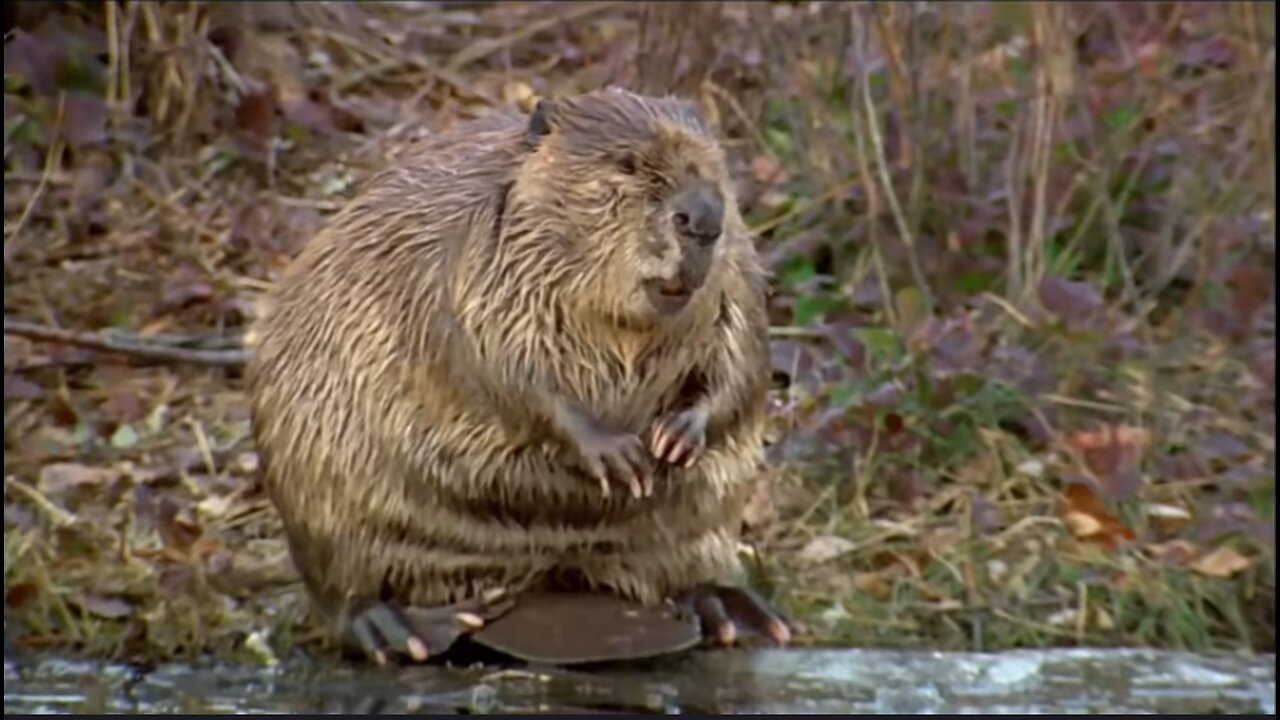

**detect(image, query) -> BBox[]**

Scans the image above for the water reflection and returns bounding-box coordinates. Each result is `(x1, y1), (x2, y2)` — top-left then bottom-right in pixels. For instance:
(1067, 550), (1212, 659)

(5, 648), (1276, 714)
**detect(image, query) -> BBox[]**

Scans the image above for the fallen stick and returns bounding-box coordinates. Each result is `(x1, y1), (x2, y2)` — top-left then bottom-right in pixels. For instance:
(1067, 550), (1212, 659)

(3, 317), (250, 367)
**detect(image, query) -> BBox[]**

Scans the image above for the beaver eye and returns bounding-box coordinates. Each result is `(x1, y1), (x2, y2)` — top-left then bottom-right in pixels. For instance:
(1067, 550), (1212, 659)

(617, 154), (638, 175)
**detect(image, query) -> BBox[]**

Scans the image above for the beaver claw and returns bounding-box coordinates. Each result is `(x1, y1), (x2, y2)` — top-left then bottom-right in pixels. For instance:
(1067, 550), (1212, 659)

(650, 407), (708, 467)
(674, 584), (793, 647)
(571, 426), (653, 499)
(345, 588), (516, 666)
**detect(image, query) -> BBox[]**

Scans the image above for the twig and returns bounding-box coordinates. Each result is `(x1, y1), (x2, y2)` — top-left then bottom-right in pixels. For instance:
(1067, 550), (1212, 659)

(4, 318), (250, 367)
(5, 97), (65, 249)
(5, 476), (78, 528)
(444, 2), (623, 73)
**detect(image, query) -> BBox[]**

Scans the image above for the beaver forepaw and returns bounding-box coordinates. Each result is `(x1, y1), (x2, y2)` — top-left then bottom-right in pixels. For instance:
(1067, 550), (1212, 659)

(344, 588), (516, 666)
(650, 407), (708, 468)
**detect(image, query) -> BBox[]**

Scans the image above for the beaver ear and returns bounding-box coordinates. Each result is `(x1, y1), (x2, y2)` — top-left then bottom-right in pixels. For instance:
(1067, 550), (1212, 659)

(527, 99), (555, 146)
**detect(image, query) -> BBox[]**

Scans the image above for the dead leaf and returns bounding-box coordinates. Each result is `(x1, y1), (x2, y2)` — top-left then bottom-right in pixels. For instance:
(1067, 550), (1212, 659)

(160, 265), (215, 310)
(38, 463), (121, 497)
(890, 468), (921, 510)
(1063, 511), (1103, 538)
(1188, 545), (1252, 578)
(155, 496), (203, 553)
(1066, 425), (1150, 501)
(1060, 482), (1136, 549)
(1192, 431), (1251, 467)
(750, 154), (790, 186)
(1144, 502), (1193, 536)
(1046, 608), (1080, 627)
(76, 594), (133, 620)
(197, 494), (234, 520)
(5, 582), (39, 610)
(234, 85), (278, 158)
(5, 373), (43, 401)
(1039, 276), (1103, 326)
(853, 571), (893, 601)
(229, 201), (276, 256)
(798, 535), (856, 564)
(58, 91), (108, 148)
(1094, 607), (1115, 631)
(1147, 539), (1198, 566)
(893, 286), (932, 341)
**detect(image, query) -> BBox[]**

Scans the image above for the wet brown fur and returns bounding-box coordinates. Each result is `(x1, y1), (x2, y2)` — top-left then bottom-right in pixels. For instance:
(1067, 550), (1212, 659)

(247, 88), (771, 629)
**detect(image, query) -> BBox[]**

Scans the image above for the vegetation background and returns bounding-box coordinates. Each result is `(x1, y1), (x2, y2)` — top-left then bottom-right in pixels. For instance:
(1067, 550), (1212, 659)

(3, 1), (1275, 665)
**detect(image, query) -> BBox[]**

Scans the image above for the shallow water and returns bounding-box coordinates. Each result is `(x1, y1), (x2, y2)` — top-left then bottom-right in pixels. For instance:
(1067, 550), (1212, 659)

(5, 647), (1276, 714)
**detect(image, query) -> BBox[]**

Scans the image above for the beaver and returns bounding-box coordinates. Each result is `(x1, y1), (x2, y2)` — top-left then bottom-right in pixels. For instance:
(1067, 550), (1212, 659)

(246, 87), (791, 665)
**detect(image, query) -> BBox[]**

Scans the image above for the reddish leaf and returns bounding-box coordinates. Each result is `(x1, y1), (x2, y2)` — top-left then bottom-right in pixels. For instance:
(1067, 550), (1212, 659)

(1228, 263), (1273, 328)
(234, 85), (278, 157)
(5, 582), (39, 610)
(890, 468), (922, 510)
(1065, 425), (1150, 501)
(1039, 276), (1103, 326)
(1061, 481), (1137, 549)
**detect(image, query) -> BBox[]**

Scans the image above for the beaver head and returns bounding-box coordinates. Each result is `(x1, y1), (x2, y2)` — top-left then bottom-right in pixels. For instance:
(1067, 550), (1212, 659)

(510, 87), (742, 330)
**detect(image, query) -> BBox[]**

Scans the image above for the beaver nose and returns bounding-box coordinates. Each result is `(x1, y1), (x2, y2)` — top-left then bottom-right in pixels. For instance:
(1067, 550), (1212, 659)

(672, 184), (724, 246)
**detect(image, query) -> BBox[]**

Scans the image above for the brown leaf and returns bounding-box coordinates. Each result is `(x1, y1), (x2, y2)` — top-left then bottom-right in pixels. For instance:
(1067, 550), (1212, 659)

(1060, 482), (1136, 549)
(1147, 539), (1198, 567)
(1039, 276), (1103, 326)
(234, 85), (278, 156)
(853, 571), (893, 601)
(5, 582), (40, 610)
(1065, 425), (1150, 501)
(1228, 263), (1273, 327)
(889, 468), (921, 510)
(155, 496), (203, 553)
(1188, 545), (1252, 578)
(58, 91), (109, 148)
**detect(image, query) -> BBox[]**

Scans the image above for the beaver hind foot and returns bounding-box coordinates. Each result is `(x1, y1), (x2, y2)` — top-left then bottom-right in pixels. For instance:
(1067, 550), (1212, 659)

(675, 584), (794, 647)
(343, 589), (516, 666)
